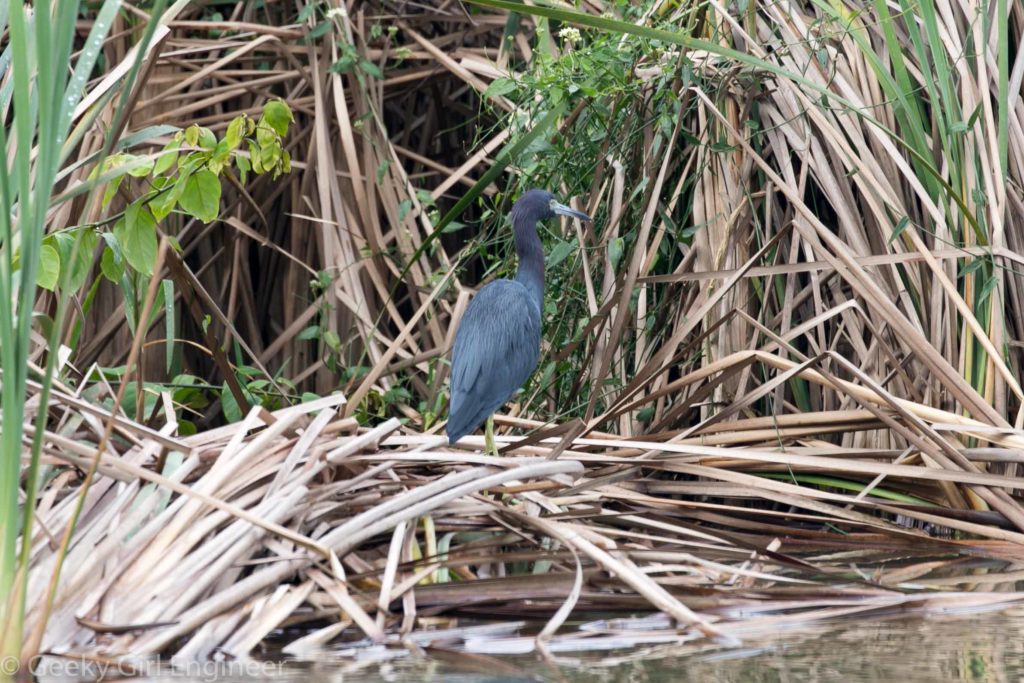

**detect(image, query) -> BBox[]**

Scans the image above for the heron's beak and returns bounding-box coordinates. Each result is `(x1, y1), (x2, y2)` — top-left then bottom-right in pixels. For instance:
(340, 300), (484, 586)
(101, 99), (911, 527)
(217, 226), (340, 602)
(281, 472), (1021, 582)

(552, 201), (591, 222)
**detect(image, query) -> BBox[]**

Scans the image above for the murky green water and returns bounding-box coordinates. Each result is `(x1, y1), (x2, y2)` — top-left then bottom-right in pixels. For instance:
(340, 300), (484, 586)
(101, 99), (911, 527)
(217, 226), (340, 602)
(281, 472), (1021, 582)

(57, 605), (1021, 682)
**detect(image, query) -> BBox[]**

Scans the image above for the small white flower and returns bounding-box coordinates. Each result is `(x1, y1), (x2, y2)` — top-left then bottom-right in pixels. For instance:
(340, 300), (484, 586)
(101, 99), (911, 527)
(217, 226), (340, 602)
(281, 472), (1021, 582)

(326, 7), (346, 19)
(558, 27), (582, 44)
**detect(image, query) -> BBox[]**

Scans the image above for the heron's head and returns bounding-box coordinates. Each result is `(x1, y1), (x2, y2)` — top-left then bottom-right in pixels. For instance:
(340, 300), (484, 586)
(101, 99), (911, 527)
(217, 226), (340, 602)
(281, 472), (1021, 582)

(512, 189), (591, 224)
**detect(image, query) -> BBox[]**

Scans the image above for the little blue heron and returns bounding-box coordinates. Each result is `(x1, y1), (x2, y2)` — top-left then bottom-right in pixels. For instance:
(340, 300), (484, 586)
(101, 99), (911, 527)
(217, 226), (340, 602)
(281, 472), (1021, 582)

(447, 189), (591, 453)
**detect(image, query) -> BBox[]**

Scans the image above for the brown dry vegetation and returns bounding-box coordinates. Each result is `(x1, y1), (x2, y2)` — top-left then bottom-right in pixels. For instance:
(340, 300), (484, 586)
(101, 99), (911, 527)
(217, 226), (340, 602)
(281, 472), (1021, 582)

(12, 0), (1024, 666)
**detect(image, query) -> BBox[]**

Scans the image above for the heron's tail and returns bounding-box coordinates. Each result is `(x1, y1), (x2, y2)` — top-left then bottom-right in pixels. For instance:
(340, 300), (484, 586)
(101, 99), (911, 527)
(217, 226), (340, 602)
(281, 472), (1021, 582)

(446, 395), (496, 444)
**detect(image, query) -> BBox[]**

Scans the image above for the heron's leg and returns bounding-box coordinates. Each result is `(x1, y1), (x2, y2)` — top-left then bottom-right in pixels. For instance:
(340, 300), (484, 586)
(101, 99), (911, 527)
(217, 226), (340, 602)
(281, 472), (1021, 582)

(485, 415), (498, 456)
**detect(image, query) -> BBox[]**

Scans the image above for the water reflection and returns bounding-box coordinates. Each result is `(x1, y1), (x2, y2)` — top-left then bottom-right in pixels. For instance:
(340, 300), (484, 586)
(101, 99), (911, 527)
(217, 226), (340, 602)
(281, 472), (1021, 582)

(43, 606), (1024, 682)
(297, 607), (1024, 682)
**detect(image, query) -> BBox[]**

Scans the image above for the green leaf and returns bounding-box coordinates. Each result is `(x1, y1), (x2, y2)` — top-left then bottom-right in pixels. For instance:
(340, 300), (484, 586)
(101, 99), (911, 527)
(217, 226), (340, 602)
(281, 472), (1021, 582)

(102, 174), (124, 207)
(306, 20), (333, 41)
(248, 141), (264, 174)
(36, 244), (60, 290)
(221, 383), (244, 423)
(101, 245), (124, 283)
(235, 154), (251, 183)
(484, 77), (516, 98)
(359, 59), (383, 79)
(154, 139), (180, 175)
(958, 257), (986, 278)
(636, 406), (656, 423)
(979, 275), (998, 305)
(149, 186), (177, 221)
(547, 239), (575, 269)
(608, 236), (624, 269)
(116, 201), (159, 275)
(125, 154), (154, 177)
(263, 99), (293, 136)
(398, 199), (413, 222)
(888, 216), (910, 244)
(297, 325), (320, 341)
(225, 116), (246, 151)
(52, 228), (99, 291)
(164, 279), (175, 373)
(260, 141), (280, 172)
(178, 169), (221, 223)
(209, 139), (231, 173)
(256, 124), (276, 148)
(197, 126), (217, 150)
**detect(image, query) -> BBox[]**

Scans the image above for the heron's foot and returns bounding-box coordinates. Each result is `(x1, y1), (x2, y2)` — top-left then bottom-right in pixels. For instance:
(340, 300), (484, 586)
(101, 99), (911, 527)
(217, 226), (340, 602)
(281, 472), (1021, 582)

(485, 415), (499, 456)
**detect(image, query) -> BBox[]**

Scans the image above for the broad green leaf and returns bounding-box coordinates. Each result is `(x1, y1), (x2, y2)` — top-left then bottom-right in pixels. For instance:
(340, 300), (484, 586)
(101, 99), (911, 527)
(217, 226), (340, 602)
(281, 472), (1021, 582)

(197, 126), (217, 150)
(484, 77), (516, 98)
(225, 116), (246, 151)
(256, 124), (276, 147)
(101, 245), (124, 283)
(547, 239), (575, 269)
(154, 139), (180, 175)
(248, 140), (264, 174)
(260, 142), (280, 172)
(178, 169), (221, 223)
(359, 59), (383, 79)
(36, 244), (60, 290)
(263, 99), (293, 136)
(221, 382), (255, 422)
(116, 201), (159, 275)
(125, 154), (154, 177)
(297, 325), (320, 341)
(150, 168), (190, 221)
(52, 228), (99, 291)
(102, 174), (124, 207)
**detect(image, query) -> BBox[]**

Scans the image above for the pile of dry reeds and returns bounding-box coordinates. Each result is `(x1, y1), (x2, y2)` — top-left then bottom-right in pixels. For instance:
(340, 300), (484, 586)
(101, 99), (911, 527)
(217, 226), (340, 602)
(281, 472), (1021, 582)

(17, 0), (1024, 665)
(23, 372), (1024, 663)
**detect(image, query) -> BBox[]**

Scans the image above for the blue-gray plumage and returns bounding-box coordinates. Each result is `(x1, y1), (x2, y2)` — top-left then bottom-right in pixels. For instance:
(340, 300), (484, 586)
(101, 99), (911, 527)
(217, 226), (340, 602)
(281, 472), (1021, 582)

(447, 189), (591, 449)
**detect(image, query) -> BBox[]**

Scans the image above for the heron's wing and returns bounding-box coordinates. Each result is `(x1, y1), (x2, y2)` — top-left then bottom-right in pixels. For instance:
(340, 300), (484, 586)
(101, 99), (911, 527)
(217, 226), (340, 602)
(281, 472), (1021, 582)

(447, 279), (541, 440)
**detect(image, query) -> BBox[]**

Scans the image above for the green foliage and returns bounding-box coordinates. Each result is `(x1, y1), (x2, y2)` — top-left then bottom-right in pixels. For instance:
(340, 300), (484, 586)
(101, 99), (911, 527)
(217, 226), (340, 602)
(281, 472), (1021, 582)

(87, 100), (294, 288)
(220, 369), (299, 423)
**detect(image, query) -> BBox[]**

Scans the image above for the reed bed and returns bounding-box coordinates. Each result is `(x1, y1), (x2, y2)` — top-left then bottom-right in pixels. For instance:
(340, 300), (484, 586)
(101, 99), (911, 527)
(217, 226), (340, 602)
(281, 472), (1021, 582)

(21, 374), (1024, 663)
(7, 0), (1024, 667)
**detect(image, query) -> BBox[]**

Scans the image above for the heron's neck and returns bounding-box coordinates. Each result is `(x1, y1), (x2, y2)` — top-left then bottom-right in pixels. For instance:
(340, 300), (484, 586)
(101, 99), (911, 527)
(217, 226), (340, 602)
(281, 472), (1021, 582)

(513, 215), (545, 314)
